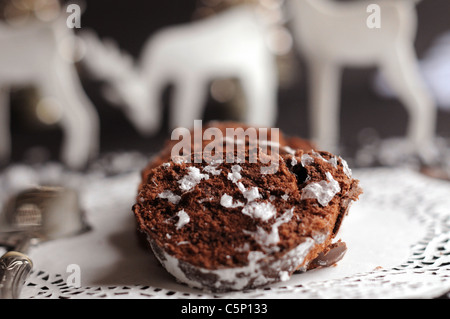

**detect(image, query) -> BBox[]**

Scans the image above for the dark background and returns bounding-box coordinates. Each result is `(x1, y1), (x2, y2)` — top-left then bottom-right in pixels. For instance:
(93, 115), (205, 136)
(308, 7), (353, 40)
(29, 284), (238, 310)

(7, 0), (450, 166)
(3, 0), (450, 299)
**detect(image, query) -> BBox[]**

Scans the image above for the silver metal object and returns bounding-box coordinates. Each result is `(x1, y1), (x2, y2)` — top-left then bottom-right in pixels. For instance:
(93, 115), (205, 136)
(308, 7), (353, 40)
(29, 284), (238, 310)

(0, 186), (89, 299)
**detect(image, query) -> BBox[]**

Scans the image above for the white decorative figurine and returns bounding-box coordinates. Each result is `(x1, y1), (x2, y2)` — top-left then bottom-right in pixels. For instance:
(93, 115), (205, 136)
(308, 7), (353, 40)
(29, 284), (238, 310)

(0, 16), (99, 169)
(289, 0), (436, 162)
(82, 4), (279, 134)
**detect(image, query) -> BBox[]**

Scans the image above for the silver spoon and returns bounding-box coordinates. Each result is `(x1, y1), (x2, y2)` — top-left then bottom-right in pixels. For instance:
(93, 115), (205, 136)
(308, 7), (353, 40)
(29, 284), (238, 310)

(0, 186), (90, 299)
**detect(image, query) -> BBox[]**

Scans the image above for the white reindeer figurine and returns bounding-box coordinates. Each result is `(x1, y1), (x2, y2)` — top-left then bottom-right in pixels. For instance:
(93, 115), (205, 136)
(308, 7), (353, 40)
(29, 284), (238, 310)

(289, 0), (436, 162)
(82, 5), (279, 135)
(0, 18), (99, 169)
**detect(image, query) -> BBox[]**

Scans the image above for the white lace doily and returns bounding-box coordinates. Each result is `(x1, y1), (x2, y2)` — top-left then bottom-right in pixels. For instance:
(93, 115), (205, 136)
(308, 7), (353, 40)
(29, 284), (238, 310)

(1, 152), (449, 299)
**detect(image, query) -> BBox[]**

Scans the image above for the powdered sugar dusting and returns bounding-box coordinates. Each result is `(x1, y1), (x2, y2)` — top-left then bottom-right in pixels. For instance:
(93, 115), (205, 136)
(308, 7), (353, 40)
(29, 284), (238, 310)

(301, 172), (341, 206)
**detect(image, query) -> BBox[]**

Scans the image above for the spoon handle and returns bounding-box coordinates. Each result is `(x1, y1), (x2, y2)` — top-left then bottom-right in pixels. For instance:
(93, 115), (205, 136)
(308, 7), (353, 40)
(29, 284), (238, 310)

(0, 251), (33, 299)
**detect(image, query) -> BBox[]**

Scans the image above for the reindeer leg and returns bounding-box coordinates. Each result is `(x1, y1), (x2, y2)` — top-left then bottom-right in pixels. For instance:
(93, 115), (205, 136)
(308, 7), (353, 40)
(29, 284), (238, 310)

(62, 64), (100, 161)
(41, 62), (100, 169)
(170, 76), (207, 129)
(0, 87), (11, 165)
(380, 44), (437, 162)
(134, 74), (164, 136)
(308, 59), (342, 153)
(240, 60), (278, 127)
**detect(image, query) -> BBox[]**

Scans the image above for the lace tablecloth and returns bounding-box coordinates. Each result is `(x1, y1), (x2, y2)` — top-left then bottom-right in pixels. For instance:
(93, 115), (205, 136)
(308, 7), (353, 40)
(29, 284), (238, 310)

(1, 152), (449, 299)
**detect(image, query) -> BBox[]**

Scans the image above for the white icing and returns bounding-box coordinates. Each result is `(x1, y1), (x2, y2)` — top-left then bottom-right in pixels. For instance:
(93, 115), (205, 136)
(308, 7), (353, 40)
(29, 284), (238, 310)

(279, 271), (290, 282)
(312, 230), (328, 244)
(311, 151), (338, 168)
(158, 190), (181, 204)
(339, 156), (353, 178)
(162, 162), (171, 168)
(281, 194), (289, 201)
(224, 164), (288, 228)
(328, 156), (338, 168)
(244, 208), (294, 252)
(175, 209), (190, 229)
(203, 165), (222, 176)
(290, 156), (298, 167)
(227, 165), (242, 183)
(220, 194), (244, 208)
(226, 166), (260, 202)
(242, 201), (277, 222)
(198, 196), (215, 204)
(150, 237), (315, 291)
(235, 242), (250, 252)
(301, 154), (314, 166)
(236, 182), (246, 194)
(178, 167), (209, 192)
(301, 172), (341, 206)
(242, 187), (261, 202)
(247, 226), (279, 250)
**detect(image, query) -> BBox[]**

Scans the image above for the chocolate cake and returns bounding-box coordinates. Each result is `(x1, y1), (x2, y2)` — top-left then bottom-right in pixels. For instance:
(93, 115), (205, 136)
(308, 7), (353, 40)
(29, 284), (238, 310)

(133, 122), (362, 292)
(141, 121), (315, 175)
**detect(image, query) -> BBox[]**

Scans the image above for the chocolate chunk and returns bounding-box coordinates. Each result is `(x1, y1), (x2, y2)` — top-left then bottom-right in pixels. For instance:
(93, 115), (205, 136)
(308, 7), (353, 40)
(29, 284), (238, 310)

(307, 241), (348, 270)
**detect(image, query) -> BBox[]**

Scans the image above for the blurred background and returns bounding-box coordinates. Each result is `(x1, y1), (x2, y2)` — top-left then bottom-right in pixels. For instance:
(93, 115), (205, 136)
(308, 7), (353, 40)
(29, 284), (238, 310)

(2, 0), (450, 169)
(1, 0), (450, 300)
